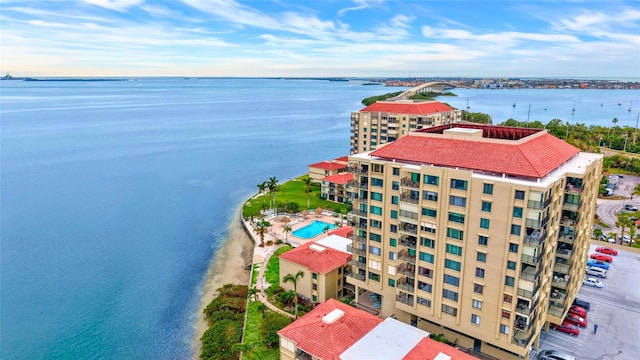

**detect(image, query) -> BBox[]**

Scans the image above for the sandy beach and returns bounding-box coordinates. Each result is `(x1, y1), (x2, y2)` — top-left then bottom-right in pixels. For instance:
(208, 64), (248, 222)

(191, 206), (255, 358)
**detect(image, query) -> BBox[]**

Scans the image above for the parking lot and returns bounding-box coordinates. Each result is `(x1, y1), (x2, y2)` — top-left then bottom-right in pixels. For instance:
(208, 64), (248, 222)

(533, 244), (640, 360)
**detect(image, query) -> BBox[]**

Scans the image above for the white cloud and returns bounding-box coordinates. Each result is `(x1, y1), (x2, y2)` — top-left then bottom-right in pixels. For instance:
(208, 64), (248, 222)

(81, 0), (144, 11)
(337, 0), (385, 16)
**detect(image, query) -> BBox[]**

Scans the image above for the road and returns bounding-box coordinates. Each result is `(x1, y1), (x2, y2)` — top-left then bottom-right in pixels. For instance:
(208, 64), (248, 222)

(595, 175), (640, 244)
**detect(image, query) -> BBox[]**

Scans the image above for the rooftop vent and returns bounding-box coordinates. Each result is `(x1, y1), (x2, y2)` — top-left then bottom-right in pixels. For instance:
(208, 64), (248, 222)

(309, 244), (326, 252)
(434, 353), (452, 360)
(322, 309), (345, 324)
(443, 128), (483, 138)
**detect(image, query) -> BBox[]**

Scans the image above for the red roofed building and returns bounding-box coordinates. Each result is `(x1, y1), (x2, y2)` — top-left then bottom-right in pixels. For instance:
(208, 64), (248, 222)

(321, 172), (353, 204)
(309, 157), (349, 182)
(279, 240), (352, 304)
(345, 124), (603, 360)
(403, 337), (479, 360)
(278, 299), (383, 360)
(350, 100), (461, 154)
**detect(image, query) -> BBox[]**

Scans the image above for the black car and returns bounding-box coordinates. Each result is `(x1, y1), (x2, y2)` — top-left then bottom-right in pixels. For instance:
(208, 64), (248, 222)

(572, 298), (590, 311)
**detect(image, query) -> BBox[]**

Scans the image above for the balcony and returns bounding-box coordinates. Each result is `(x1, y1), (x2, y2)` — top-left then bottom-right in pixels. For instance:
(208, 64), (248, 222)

(524, 229), (546, 246)
(562, 201), (581, 212)
(565, 183), (583, 195)
(399, 236), (417, 249)
(350, 209), (368, 218)
(396, 294), (415, 306)
(347, 181), (369, 190)
(521, 252), (543, 265)
(558, 234), (574, 244)
(346, 271), (366, 282)
(553, 261), (571, 274)
(519, 266), (541, 282)
(399, 223), (418, 235)
(399, 250), (416, 264)
(400, 192), (419, 205)
(515, 298), (539, 318)
(349, 194), (368, 205)
(347, 166), (369, 175)
(349, 221), (368, 230)
(517, 281), (540, 299)
(397, 282), (415, 293)
(548, 303), (566, 318)
(349, 259), (367, 270)
(401, 178), (420, 189)
(552, 274), (570, 290)
(556, 248), (573, 260)
(512, 323), (536, 347)
(397, 264), (416, 277)
(527, 197), (551, 210)
(346, 245), (366, 256)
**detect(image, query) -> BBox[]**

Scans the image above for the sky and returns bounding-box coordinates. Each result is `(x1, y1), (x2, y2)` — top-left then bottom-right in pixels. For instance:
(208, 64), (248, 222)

(1, 0), (639, 78)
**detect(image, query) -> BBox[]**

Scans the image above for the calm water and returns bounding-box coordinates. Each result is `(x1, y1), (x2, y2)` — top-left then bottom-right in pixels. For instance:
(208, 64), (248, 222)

(0, 79), (637, 359)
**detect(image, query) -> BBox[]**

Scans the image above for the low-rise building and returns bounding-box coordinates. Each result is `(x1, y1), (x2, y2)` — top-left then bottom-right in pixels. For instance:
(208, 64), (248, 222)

(320, 172), (353, 204)
(308, 156), (349, 182)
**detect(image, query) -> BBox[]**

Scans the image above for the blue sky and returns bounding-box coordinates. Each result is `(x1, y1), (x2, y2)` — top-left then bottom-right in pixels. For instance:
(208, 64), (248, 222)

(1, 0), (639, 78)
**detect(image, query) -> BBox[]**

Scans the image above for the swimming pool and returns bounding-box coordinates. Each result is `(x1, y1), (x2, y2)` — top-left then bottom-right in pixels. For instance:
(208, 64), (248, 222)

(292, 220), (337, 239)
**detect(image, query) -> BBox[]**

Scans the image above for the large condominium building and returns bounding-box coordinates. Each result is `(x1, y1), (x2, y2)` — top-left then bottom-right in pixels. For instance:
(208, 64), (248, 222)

(350, 100), (461, 154)
(345, 124), (603, 360)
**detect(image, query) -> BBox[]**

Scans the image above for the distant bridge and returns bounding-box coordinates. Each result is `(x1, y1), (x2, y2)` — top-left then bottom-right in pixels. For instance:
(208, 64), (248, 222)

(390, 81), (457, 100)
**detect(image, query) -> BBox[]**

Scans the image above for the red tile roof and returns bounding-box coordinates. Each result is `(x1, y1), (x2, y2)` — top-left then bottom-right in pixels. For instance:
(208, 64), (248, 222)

(322, 173), (353, 184)
(328, 226), (352, 238)
(334, 155), (349, 163)
(278, 299), (382, 360)
(403, 337), (479, 360)
(279, 241), (351, 274)
(360, 101), (455, 115)
(309, 160), (348, 171)
(370, 131), (580, 178)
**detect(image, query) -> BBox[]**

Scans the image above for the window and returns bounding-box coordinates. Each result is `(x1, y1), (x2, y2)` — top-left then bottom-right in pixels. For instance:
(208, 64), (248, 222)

(511, 224), (521, 236)
(444, 259), (461, 271)
(389, 252), (397, 260)
(503, 294), (513, 303)
(475, 268), (485, 278)
(451, 179), (468, 190)
(419, 251), (434, 263)
(424, 175), (439, 185)
(477, 252), (487, 263)
(422, 208), (437, 217)
(369, 245), (381, 256)
(391, 196), (398, 205)
(474, 283), (484, 294)
(480, 218), (490, 229)
(446, 228), (464, 240)
(481, 201), (492, 212)
(370, 219), (382, 229)
(313, 295), (317, 302)
(338, 267), (342, 274)
(389, 278), (396, 287)
(418, 282), (433, 293)
(420, 237), (435, 248)
(449, 195), (467, 207)
(483, 183), (493, 195)
(369, 272), (380, 282)
(417, 297), (432, 307)
(421, 222), (436, 234)
(478, 235), (488, 246)
(507, 261), (517, 270)
(370, 205), (382, 215)
(312, 273), (317, 279)
(390, 238), (397, 247)
(371, 178), (383, 187)
(443, 274), (460, 286)
(448, 212), (465, 224)
(472, 299), (483, 309)
(423, 191), (438, 201)
(371, 192), (383, 201)
(500, 324), (510, 335)
(471, 314), (481, 325)
(391, 210), (398, 219)
(442, 304), (457, 316)
(515, 190), (525, 200)
(392, 181), (399, 190)
(446, 244), (463, 256)
(312, 283), (318, 290)
(369, 233), (381, 242)
(509, 243), (519, 253)
(505, 276), (515, 287)
(393, 167), (400, 176)
(513, 207), (523, 218)
(418, 266), (433, 278)
(443, 289), (459, 301)
(390, 224), (398, 233)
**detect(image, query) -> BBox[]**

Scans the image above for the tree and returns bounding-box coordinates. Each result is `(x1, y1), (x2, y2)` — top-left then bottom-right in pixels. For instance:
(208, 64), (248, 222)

(615, 212), (632, 244)
(254, 220), (270, 247)
(259, 311), (292, 348)
(257, 182), (267, 206)
(247, 286), (258, 302)
(268, 176), (278, 210)
(303, 177), (312, 209)
(283, 224), (292, 245)
(283, 270), (304, 318)
(593, 228), (603, 239)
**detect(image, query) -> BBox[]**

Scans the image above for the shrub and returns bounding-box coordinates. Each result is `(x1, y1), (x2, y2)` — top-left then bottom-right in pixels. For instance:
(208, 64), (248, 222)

(259, 312), (292, 348)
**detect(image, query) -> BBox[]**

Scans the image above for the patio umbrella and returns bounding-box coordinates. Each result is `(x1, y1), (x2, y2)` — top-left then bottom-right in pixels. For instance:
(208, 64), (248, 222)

(315, 207), (323, 217)
(280, 216), (291, 224)
(300, 210), (309, 217)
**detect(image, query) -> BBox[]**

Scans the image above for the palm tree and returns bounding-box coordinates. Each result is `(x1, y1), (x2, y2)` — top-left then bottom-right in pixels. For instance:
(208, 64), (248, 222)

(247, 286), (258, 301)
(257, 181), (267, 206)
(303, 177), (312, 209)
(615, 212), (632, 244)
(283, 270), (304, 318)
(254, 220), (269, 247)
(268, 176), (278, 210)
(283, 224), (292, 244)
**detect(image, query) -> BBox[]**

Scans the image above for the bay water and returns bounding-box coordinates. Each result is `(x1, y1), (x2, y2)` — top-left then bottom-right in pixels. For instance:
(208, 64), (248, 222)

(0, 78), (637, 359)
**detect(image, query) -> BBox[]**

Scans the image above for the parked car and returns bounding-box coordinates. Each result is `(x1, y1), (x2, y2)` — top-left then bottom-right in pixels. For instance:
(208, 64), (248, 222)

(569, 305), (587, 318)
(595, 246), (618, 255)
(583, 277), (603, 288)
(572, 298), (590, 311)
(550, 322), (580, 336)
(586, 267), (607, 278)
(624, 204), (638, 211)
(587, 259), (610, 270)
(565, 313), (588, 328)
(622, 234), (632, 244)
(537, 349), (576, 360)
(590, 253), (613, 263)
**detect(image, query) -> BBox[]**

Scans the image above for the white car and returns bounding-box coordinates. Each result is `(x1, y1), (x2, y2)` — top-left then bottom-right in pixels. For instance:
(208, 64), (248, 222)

(583, 277), (603, 288)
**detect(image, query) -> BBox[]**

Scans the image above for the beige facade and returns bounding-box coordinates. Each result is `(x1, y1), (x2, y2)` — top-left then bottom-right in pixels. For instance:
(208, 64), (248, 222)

(344, 130), (602, 359)
(349, 100), (461, 154)
(279, 257), (347, 304)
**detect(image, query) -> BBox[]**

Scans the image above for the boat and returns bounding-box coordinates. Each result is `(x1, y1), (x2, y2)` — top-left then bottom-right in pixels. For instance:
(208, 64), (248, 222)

(629, 101), (632, 112)
(512, 103), (516, 108)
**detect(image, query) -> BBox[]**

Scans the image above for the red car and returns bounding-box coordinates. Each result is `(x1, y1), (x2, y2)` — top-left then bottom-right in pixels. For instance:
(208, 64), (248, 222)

(590, 253), (613, 263)
(564, 313), (588, 328)
(551, 321), (580, 336)
(569, 306), (587, 319)
(596, 246), (618, 256)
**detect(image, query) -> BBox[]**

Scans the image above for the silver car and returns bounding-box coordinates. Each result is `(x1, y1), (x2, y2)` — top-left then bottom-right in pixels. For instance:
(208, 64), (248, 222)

(537, 349), (576, 360)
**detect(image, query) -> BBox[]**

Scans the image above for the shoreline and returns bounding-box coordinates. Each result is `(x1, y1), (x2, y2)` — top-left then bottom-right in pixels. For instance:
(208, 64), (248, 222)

(190, 205), (255, 358)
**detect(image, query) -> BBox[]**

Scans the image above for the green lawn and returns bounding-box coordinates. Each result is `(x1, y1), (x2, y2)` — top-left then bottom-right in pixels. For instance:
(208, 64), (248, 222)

(243, 175), (351, 218)
(251, 264), (260, 287)
(242, 301), (279, 360)
(264, 245), (292, 287)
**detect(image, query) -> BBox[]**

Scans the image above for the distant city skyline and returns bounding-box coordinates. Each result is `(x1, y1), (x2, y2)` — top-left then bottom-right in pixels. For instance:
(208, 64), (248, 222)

(1, 0), (639, 78)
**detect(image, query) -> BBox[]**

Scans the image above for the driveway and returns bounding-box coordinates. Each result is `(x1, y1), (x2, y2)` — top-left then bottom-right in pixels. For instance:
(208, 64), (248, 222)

(595, 175), (640, 244)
